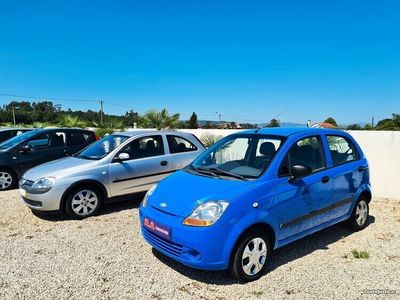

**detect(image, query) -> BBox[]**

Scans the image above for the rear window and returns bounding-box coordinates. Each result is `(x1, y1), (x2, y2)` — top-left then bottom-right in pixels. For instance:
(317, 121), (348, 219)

(167, 135), (197, 154)
(326, 135), (359, 166)
(69, 132), (90, 146)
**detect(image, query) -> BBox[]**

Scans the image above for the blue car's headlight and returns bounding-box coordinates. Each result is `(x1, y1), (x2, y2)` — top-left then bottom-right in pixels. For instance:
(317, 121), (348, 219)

(142, 184), (157, 208)
(183, 201), (229, 226)
(30, 177), (56, 193)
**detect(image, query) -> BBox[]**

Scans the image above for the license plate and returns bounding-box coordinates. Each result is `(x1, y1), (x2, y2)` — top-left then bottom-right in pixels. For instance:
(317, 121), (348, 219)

(144, 218), (171, 240)
(20, 188), (27, 198)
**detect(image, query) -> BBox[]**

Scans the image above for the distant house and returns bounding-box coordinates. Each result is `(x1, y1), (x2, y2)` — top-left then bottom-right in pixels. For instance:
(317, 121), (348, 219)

(311, 122), (336, 129)
(218, 122), (242, 129)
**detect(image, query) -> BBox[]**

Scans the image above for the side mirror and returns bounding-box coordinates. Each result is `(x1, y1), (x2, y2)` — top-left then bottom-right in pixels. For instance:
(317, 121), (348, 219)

(289, 165), (312, 182)
(19, 144), (31, 153)
(116, 152), (130, 162)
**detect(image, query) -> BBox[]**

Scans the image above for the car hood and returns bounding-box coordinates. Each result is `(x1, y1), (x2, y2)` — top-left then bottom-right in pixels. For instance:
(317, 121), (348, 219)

(148, 170), (254, 217)
(22, 157), (99, 181)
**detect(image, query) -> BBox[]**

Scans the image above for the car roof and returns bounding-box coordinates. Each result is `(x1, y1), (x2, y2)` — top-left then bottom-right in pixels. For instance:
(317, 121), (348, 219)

(23, 128), (93, 133)
(112, 130), (190, 137)
(0, 128), (32, 132)
(239, 127), (346, 137)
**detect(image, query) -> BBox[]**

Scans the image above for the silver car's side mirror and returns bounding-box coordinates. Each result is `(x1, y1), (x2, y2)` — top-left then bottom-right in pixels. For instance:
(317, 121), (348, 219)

(117, 152), (130, 161)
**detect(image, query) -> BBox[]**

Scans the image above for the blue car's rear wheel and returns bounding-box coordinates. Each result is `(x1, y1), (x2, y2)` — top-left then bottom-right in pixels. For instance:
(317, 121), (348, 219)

(229, 229), (271, 282)
(346, 197), (369, 231)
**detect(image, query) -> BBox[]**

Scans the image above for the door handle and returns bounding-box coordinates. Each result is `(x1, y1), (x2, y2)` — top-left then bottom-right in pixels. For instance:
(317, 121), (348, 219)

(321, 176), (330, 183)
(358, 166), (364, 172)
(160, 160), (168, 166)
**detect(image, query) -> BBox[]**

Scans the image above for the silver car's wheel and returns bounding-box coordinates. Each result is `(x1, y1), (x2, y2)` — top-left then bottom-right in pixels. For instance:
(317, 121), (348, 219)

(355, 200), (368, 226)
(241, 237), (267, 276)
(71, 189), (99, 217)
(0, 171), (13, 190)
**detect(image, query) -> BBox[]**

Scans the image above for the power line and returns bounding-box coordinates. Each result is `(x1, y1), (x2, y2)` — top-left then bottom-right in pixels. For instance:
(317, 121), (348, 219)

(0, 92), (98, 103)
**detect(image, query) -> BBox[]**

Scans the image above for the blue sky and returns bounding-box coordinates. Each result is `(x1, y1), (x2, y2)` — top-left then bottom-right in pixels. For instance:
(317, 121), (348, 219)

(0, 0), (399, 124)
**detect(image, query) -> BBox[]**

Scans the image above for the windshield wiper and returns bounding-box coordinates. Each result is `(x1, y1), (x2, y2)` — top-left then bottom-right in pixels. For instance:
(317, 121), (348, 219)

(189, 165), (220, 178)
(209, 167), (248, 181)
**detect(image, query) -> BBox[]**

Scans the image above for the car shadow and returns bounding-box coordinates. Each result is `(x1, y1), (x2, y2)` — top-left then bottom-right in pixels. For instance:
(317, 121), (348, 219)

(31, 194), (144, 222)
(151, 215), (375, 285)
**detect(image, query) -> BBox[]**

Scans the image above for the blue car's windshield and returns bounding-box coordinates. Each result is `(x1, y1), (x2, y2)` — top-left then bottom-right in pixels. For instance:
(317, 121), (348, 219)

(0, 130), (38, 150)
(77, 134), (129, 160)
(189, 134), (285, 179)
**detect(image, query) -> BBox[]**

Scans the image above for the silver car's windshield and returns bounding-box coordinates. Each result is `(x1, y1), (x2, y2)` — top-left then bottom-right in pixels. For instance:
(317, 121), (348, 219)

(0, 130), (38, 149)
(189, 134), (284, 179)
(77, 134), (129, 160)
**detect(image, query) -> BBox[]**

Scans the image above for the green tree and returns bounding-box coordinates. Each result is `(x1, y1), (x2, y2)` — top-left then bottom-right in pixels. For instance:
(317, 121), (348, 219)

(363, 123), (373, 130)
(267, 118), (280, 127)
(346, 124), (361, 130)
(324, 117), (338, 127)
(124, 110), (140, 127)
(189, 112), (198, 129)
(59, 114), (86, 128)
(142, 108), (180, 130)
(375, 114), (399, 130)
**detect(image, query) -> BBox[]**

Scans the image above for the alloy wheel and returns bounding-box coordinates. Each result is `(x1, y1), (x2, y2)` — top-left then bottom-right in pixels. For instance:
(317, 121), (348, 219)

(0, 172), (13, 190)
(71, 189), (98, 216)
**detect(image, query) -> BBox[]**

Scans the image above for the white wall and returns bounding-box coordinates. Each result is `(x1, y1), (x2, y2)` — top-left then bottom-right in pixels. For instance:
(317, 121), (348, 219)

(180, 129), (400, 200)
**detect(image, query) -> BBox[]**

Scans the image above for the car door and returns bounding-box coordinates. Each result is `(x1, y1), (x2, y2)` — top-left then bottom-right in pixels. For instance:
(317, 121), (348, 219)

(17, 131), (67, 173)
(274, 135), (333, 242)
(108, 134), (170, 197)
(324, 134), (364, 220)
(166, 134), (201, 171)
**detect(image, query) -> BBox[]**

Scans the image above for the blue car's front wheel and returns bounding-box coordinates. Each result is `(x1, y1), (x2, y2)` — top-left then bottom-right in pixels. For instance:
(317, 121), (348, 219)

(229, 229), (271, 282)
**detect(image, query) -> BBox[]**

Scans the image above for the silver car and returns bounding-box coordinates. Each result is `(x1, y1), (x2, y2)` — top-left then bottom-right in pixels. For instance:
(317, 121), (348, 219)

(19, 130), (205, 218)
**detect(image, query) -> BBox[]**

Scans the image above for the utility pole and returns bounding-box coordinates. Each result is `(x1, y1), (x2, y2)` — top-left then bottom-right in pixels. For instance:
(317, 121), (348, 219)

(99, 100), (104, 125)
(12, 105), (16, 126)
(215, 112), (221, 126)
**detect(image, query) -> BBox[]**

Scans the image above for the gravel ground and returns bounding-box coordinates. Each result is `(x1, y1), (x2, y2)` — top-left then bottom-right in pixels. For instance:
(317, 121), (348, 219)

(0, 190), (399, 300)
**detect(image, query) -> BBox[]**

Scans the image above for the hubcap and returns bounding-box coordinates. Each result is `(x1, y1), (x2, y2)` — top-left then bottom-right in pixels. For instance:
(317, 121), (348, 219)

(241, 237), (267, 276)
(355, 200), (368, 226)
(0, 172), (13, 190)
(71, 190), (98, 216)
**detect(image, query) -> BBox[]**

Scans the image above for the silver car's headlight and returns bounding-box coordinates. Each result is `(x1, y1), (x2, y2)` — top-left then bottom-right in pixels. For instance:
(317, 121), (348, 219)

(30, 177), (56, 193)
(183, 201), (229, 226)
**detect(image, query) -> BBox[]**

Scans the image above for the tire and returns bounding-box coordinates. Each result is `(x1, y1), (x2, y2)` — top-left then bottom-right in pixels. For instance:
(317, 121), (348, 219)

(346, 197), (369, 231)
(65, 186), (103, 219)
(229, 229), (271, 282)
(0, 168), (17, 191)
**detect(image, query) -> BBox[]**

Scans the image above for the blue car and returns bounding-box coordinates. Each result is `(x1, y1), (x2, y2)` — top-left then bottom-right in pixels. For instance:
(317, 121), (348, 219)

(139, 128), (371, 282)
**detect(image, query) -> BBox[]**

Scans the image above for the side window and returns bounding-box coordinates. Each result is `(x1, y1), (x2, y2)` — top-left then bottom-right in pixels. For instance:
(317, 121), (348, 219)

(28, 132), (66, 150)
(119, 135), (165, 160)
(0, 131), (13, 143)
(69, 132), (90, 146)
(167, 135), (197, 154)
(326, 135), (359, 166)
(48, 132), (66, 148)
(279, 136), (325, 176)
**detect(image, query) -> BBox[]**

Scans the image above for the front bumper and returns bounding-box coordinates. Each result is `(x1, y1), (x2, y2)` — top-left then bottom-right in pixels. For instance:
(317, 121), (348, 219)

(19, 185), (68, 211)
(139, 205), (232, 271)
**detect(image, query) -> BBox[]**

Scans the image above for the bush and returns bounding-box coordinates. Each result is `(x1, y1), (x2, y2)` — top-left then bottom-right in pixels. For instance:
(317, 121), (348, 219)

(200, 132), (223, 148)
